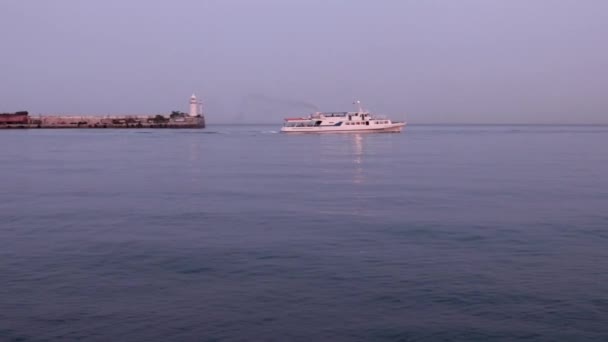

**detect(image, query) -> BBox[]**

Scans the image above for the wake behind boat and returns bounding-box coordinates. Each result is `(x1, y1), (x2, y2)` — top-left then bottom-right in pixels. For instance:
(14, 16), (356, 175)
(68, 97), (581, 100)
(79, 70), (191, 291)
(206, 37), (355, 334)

(280, 101), (406, 133)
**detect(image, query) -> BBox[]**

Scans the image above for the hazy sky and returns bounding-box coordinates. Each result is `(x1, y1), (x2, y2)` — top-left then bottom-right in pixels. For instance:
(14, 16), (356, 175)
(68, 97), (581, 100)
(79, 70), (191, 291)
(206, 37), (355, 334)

(1, 0), (607, 123)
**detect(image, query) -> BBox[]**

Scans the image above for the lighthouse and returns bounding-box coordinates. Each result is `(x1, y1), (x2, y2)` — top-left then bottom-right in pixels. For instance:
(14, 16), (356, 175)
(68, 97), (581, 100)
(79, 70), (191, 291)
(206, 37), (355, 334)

(189, 93), (199, 117)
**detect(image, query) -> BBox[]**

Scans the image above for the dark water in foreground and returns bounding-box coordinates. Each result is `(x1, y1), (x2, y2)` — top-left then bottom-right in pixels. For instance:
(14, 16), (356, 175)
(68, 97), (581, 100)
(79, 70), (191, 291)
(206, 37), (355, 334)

(1, 125), (608, 341)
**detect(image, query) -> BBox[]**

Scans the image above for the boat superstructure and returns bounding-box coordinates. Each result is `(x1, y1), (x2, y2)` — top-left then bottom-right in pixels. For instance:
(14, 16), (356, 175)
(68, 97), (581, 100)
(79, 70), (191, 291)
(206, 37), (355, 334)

(280, 101), (406, 133)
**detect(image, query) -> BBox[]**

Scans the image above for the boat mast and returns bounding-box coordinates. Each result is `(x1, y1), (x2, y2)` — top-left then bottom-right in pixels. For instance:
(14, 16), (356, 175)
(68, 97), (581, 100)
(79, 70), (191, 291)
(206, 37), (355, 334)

(354, 100), (363, 113)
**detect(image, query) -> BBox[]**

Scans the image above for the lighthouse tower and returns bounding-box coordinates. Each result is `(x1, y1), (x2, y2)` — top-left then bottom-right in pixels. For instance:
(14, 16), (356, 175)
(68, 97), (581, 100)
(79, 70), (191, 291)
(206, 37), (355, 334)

(189, 93), (199, 117)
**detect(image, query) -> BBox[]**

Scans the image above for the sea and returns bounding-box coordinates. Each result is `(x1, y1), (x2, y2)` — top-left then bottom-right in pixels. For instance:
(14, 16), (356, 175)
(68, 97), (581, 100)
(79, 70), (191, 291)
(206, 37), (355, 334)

(1, 124), (607, 341)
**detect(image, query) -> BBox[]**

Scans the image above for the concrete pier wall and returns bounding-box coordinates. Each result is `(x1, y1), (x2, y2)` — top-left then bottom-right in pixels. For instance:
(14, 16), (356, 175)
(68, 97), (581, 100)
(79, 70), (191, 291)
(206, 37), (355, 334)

(0, 113), (205, 129)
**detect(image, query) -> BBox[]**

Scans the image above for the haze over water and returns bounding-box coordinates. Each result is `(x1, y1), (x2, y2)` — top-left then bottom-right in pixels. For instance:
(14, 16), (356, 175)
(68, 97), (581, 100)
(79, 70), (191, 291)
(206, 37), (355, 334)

(1, 0), (607, 124)
(2, 125), (608, 341)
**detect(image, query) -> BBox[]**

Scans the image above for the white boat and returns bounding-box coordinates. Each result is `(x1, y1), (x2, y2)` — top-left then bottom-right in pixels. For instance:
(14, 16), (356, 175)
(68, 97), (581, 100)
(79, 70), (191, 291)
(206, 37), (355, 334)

(280, 101), (406, 133)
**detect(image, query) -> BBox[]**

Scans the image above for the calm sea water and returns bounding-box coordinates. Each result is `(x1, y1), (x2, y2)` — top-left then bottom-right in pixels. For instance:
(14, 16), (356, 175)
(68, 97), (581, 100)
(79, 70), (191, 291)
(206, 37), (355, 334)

(1, 125), (608, 341)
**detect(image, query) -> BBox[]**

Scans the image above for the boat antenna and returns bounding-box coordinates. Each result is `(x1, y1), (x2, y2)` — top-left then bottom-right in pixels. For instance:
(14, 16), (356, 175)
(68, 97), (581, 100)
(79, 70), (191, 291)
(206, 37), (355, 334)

(353, 99), (363, 113)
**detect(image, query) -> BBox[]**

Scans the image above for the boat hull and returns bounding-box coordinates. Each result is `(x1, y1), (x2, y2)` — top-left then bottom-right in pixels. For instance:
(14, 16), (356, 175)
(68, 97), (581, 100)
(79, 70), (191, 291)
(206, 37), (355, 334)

(281, 122), (405, 133)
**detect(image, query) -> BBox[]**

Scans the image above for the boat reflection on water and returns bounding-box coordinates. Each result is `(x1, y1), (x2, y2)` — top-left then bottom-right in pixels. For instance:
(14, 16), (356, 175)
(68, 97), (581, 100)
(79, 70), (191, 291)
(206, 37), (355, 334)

(352, 134), (364, 185)
(317, 132), (368, 185)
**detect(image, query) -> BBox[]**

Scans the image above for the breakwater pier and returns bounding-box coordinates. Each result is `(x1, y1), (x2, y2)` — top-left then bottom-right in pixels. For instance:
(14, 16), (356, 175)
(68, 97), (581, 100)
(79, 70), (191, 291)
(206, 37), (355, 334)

(0, 112), (205, 129)
(1, 94), (206, 129)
